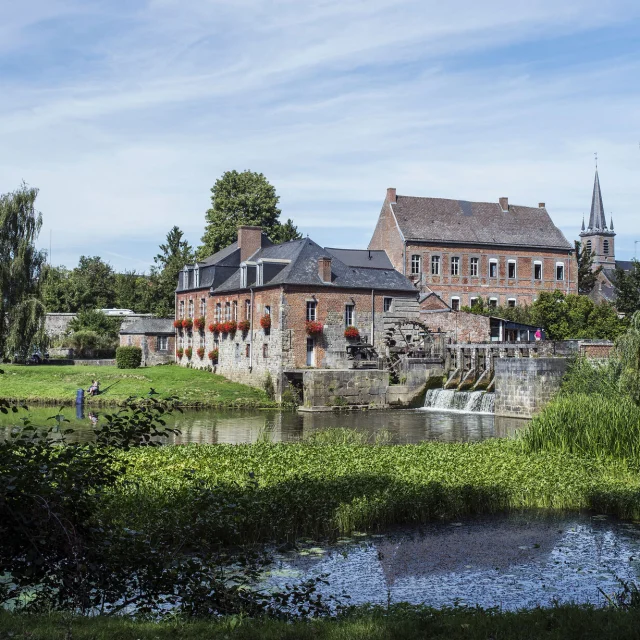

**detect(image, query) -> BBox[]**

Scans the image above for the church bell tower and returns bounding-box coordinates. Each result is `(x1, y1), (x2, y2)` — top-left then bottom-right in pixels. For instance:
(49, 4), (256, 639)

(579, 169), (615, 269)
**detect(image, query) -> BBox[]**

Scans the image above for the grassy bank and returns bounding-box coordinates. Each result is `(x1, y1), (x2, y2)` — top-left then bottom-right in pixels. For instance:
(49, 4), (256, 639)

(107, 438), (640, 545)
(3, 605), (640, 639)
(0, 364), (271, 408)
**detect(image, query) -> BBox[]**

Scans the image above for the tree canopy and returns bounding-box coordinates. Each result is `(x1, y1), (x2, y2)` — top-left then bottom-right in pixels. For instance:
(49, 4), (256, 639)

(198, 170), (301, 259)
(0, 184), (47, 358)
(575, 240), (602, 295)
(613, 261), (640, 316)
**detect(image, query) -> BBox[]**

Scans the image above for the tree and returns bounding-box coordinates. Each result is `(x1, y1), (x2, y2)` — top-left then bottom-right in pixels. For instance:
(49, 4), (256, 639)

(575, 240), (602, 295)
(115, 271), (153, 313)
(68, 256), (117, 311)
(0, 184), (48, 358)
(41, 265), (73, 312)
(198, 170), (301, 259)
(150, 226), (195, 317)
(613, 261), (640, 316)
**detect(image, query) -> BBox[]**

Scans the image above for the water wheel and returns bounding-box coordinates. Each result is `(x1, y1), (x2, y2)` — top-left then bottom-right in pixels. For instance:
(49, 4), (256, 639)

(382, 319), (436, 381)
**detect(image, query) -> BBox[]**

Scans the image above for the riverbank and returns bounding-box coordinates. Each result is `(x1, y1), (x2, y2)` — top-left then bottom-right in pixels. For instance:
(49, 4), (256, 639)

(3, 605), (640, 639)
(0, 364), (272, 408)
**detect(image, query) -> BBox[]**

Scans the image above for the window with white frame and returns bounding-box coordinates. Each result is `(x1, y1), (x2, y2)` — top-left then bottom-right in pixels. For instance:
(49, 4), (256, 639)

(470, 257), (479, 277)
(188, 299), (194, 318)
(345, 303), (355, 327)
(225, 301), (231, 320)
(489, 260), (498, 278)
(508, 260), (516, 279)
(383, 297), (393, 312)
(556, 262), (565, 281)
(489, 297), (498, 309)
(179, 300), (185, 318)
(507, 298), (516, 308)
(199, 334), (205, 348)
(410, 255), (421, 275)
(534, 261), (542, 280)
(245, 299), (251, 320)
(233, 300), (238, 320)
(470, 297), (479, 307)
(240, 266), (247, 288)
(264, 305), (271, 316)
(450, 257), (459, 276)
(157, 336), (168, 351)
(451, 297), (460, 311)
(431, 255), (440, 276)
(215, 302), (221, 321)
(306, 300), (317, 322)
(199, 298), (206, 316)
(194, 268), (200, 288)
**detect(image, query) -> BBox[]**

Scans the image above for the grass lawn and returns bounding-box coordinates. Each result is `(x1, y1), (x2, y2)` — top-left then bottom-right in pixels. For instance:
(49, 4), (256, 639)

(0, 364), (271, 408)
(3, 606), (640, 639)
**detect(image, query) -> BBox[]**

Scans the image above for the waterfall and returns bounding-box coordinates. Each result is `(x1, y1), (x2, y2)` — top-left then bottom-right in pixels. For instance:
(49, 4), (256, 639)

(423, 389), (495, 414)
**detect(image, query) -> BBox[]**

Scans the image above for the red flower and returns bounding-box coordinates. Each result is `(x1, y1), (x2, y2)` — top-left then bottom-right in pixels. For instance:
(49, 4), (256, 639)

(193, 316), (206, 331)
(209, 348), (219, 363)
(182, 318), (193, 331)
(176, 347), (184, 358)
(173, 319), (182, 329)
(220, 321), (237, 334)
(238, 320), (250, 332)
(305, 321), (323, 336)
(196, 347), (205, 359)
(260, 314), (272, 330)
(344, 326), (360, 340)
(184, 347), (193, 359)
(209, 322), (220, 333)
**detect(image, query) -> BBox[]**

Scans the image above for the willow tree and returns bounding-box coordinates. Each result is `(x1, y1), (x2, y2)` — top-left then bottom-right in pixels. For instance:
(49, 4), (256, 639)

(0, 184), (48, 359)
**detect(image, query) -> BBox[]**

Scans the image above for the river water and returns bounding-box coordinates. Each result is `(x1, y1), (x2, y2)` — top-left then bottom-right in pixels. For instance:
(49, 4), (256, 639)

(266, 513), (640, 610)
(0, 405), (528, 444)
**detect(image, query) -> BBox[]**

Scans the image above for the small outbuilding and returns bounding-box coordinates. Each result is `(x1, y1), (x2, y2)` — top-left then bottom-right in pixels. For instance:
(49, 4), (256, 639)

(119, 318), (175, 366)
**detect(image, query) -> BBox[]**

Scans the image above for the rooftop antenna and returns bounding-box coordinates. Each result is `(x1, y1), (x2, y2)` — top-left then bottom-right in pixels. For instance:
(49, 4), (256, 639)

(594, 151), (598, 170)
(49, 230), (52, 265)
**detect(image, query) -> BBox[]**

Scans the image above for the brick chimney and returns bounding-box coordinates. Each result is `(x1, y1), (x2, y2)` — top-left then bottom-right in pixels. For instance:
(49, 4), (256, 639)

(238, 225), (262, 262)
(387, 187), (397, 204)
(318, 257), (332, 283)
(499, 197), (509, 211)
(538, 202), (546, 208)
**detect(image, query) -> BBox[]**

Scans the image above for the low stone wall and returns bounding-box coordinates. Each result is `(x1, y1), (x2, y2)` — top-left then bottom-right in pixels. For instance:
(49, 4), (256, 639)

(302, 370), (389, 410)
(494, 358), (568, 419)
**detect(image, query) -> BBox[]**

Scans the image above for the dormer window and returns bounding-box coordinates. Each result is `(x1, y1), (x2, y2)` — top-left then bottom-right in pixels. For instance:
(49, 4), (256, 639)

(240, 265), (247, 288)
(194, 267), (200, 288)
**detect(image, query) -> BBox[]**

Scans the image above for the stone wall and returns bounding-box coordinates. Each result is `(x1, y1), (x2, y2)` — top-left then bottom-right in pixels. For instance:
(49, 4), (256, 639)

(422, 310), (491, 343)
(494, 357), (568, 418)
(45, 313), (154, 339)
(301, 370), (390, 409)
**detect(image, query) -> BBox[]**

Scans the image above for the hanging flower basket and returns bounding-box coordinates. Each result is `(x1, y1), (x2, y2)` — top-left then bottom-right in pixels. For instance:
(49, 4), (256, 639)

(176, 347), (184, 358)
(193, 316), (206, 332)
(260, 315), (272, 331)
(184, 347), (193, 359)
(238, 320), (250, 333)
(182, 318), (193, 331)
(196, 347), (205, 359)
(219, 321), (237, 335)
(209, 322), (220, 334)
(305, 321), (323, 336)
(173, 319), (182, 329)
(209, 348), (219, 364)
(344, 326), (360, 340)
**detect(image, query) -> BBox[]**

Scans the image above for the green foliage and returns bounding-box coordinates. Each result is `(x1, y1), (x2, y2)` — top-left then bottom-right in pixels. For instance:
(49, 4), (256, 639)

(41, 264), (74, 312)
(558, 356), (623, 399)
(198, 170), (301, 259)
(68, 255), (117, 311)
(69, 309), (121, 339)
(575, 239), (602, 295)
(0, 183), (48, 358)
(613, 260), (640, 315)
(615, 311), (640, 404)
(116, 346), (142, 369)
(263, 372), (275, 400)
(304, 428), (393, 446)
(460, 298), (533, 324)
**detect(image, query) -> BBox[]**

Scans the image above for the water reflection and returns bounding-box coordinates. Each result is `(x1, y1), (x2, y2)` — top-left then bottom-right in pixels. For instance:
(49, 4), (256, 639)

(0, 406), (530, 444)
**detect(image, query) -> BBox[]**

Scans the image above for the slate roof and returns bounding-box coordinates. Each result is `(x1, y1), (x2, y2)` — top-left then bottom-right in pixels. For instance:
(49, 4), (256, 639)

(586, 171), (608, 232)
(325, 248), (393, 269)
(390, 196), (572, 251)
(120, 318), (175, 335)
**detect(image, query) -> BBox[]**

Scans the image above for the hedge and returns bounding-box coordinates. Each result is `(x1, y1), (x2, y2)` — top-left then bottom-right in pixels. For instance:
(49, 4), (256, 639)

(115, 346), (142, 369)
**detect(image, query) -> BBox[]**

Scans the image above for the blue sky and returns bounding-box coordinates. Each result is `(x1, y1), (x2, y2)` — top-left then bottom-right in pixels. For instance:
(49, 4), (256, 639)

(2, 0), (639, 271)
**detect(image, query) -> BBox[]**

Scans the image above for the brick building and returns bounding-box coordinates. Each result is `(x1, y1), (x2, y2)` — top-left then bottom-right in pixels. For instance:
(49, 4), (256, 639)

(368, 188), (577, 310)
(175, 226), (419, 395)
(119, 318), (175, 366)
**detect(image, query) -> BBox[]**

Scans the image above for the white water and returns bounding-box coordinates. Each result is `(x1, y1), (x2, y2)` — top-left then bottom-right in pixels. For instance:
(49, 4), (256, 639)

(423, 389), (495, 414)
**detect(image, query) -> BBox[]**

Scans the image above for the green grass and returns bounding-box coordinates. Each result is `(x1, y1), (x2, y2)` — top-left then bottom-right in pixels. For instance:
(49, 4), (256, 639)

(0, 364), (271, 408)
(4, 606), (640, 639)
(105, 438), (640, 546)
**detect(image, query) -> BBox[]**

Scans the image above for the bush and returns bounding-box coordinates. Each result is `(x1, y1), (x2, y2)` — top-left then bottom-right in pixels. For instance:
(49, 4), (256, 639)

(116, 346), (142, 369)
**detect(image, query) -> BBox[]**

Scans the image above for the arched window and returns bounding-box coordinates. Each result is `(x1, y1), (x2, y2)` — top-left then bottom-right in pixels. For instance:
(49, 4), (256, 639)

(603, 239), (609, 254)
(586, 240), (592, 254)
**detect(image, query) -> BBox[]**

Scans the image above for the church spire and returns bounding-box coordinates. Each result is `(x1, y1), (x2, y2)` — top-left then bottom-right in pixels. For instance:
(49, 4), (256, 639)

(581, 215), (585, 232)
(610, 215), (614, 231)
(587, 170), (607, 231)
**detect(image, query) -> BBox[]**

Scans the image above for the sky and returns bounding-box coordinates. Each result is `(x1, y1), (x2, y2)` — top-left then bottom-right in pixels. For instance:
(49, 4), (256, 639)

(1, 0), (639, 272)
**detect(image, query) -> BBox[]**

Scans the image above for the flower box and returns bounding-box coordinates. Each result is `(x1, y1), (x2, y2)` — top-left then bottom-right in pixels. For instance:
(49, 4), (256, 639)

(173, 319), (182, 329)
(182, 318), (193, 331)
(184, 347), (193, 359)
(196, 347), (205, 359)
(238, 320), (251, 333)
(209, 322), (220, 334)
(260, 315), (271, 331)
(220, 321), (237, 334)
(176, 347), (184, 358)
(209, 348), (219, 364)
(344, 326), (360, 340)
(305, 321), (323, 336)
(193, 316), (206, 332)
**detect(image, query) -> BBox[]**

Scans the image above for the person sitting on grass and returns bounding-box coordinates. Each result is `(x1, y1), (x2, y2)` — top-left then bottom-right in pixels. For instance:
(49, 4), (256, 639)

(88, 379), (100, 396)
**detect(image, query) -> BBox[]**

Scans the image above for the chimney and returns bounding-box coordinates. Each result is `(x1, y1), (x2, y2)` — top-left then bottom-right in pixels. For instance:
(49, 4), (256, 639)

(318, 257), (332, 283)
(387, 187), (397, 204)
(237, 225), (262, 262)
(538, 202), (546, 208)
(499, 197), (509, 211)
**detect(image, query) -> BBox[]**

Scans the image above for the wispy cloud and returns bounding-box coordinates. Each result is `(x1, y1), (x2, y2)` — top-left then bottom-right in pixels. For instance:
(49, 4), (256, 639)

(1, 0), (639, 269)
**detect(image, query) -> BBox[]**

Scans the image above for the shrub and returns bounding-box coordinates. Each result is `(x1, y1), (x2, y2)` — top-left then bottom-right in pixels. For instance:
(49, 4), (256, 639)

(176, 347), (184, 359)
(344, 326), (359, 340)
(209, 348), (219, 363)
(306, 321), (323, 336)
(68, 309), (120, 340)
(238, 320), (250, 333)
(196, 347), (205, 359)
(260, 315), (271, 331)
(182, 318), (193, 331)
(185, 347), (193, 359)
(193, 316), (206, 332)
(116, 346), (142, 369)
(263, 372), (275, 400)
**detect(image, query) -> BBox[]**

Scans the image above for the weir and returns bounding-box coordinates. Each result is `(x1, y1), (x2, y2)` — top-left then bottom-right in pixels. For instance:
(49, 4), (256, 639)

(423, 389), (495, 414)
